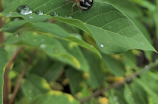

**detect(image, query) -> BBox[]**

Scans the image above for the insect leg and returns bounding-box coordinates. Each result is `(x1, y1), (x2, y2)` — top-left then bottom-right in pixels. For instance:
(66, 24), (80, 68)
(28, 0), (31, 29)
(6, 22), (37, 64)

(71, 3), (76, 16)
(77, 2), (82, 13)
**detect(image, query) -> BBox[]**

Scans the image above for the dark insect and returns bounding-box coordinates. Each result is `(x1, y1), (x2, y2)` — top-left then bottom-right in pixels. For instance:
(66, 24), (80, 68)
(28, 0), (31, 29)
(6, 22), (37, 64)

(66, 0), (93, 15)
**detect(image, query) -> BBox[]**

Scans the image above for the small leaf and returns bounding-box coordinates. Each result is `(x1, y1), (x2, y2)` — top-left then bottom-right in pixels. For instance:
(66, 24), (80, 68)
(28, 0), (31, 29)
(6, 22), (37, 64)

(21, 79), (42, 102)
(102, 54), (125, 76)
(66, 67), (84, 95)
(124, 84), (135, 104)
(26, 74), (51, 93)
(30, 91), (80, 104)
(83, 49), (105, 88)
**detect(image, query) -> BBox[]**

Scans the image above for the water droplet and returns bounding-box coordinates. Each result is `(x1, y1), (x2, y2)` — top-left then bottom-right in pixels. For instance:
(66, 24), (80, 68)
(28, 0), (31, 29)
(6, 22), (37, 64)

(116, 102), (119, 104)
(67, 15), (72, 19)
(29, 14), (33, 18)
(6, 12), (12, 17)
(5, 27), (8, 30)
(114, 96), (118, 101)
(13, 33), (22, 37)
(141, 42), (144, 45)
(101, 44), (104, 47)
(14, 18), (20, 21)
(17, 5), (32, 15)
(35, 10), (43, 15)
(40, 44), (46, 48)
(50, 12), (58, 17)
(90, 45), (94, 48)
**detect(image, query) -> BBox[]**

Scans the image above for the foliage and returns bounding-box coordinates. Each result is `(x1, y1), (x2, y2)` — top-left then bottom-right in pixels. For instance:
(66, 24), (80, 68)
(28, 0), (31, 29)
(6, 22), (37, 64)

(0, 0), (158, 104)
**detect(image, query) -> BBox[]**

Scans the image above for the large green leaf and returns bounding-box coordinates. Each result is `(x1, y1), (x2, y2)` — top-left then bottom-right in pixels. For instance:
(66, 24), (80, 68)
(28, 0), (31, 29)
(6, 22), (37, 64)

(1, 0), (155, 54)
(0, 47), (8, 104)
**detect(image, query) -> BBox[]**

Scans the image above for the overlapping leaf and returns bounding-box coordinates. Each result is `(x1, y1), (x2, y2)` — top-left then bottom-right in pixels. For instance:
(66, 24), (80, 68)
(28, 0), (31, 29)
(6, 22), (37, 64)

(0, 48), (8, 104)
(1, 0), (156, 54)
(3, 32), (88, 72)
(1, 20), (101, 57)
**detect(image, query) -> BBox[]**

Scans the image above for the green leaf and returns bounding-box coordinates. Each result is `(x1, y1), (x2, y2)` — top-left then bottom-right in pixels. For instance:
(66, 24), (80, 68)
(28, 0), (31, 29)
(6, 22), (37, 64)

(26, 74), (51, 93)
(154, 8), (158, 38)
(66, 67), (84, 95)
(102, 54), (125, 76)
(130, 80), (148, 104)
(59, 39), (89, 72)
(102, 0), (142, 18)
(136, 79), (158, 104)
(43, 62), (64, 82)
(30, 91), (80, 104)
(83, 49), (105, 89)
(1, 20), (101, 57)
(0, 48), (8, 104)
(124, 84), (135, 104)
(21, 79), (42, 102)
(3, 32), (84, 71)
(2, 0), (155, 54)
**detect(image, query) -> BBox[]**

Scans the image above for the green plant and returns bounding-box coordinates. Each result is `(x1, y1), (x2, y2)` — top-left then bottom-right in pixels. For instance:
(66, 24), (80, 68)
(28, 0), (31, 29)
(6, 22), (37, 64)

(0, 0), (158, 104)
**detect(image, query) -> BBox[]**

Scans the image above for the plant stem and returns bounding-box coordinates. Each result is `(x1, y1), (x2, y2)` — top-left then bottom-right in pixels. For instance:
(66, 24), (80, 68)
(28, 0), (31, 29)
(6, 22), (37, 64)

(3, 46), (24, 104)
(9, 49), (37, 104)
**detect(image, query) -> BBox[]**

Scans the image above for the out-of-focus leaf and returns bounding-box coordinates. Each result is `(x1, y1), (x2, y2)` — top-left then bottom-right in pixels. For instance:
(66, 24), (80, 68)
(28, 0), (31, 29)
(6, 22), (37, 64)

(0, 48), (8, 104)
(3, 32), (84, 71)
(30, 91), (80, 104)
(136, 79), (158, 104)
(124, 84), (135, 104)
(21, 79), (42, 102)
(66, 67), (84, 95)
(26, 74), (51, 93)
(83, 49), (105, 89)
(130, 80), (148, 104)
(122, 50), (139, 71)
(60, 40), (89, 72)
(139, 72), (158, 94)
(154, 7), (158, 38)
(102, 54), (125, 76)
(2, 0), (155, 54)
(16, 97), (29, 104)
(43, 62), (64, 82)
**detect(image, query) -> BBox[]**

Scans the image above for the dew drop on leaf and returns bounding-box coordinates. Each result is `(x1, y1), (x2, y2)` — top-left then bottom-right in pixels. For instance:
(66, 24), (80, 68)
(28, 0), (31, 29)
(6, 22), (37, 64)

(101, 44), (104, 47)
(40, 44), (46, 48)
(50, 12), (58, 17)
(67, 15), (72, 19)
(35, 10), (43, 15)
(29, 15), (33, 18)
(17, 5), (32, 15)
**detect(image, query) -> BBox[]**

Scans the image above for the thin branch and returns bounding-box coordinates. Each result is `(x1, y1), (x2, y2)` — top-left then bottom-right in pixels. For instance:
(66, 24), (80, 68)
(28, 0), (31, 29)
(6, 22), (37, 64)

(3, 46), (24, 104)
(80, 61), (158, 103)
(9, 49), (37, 104)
